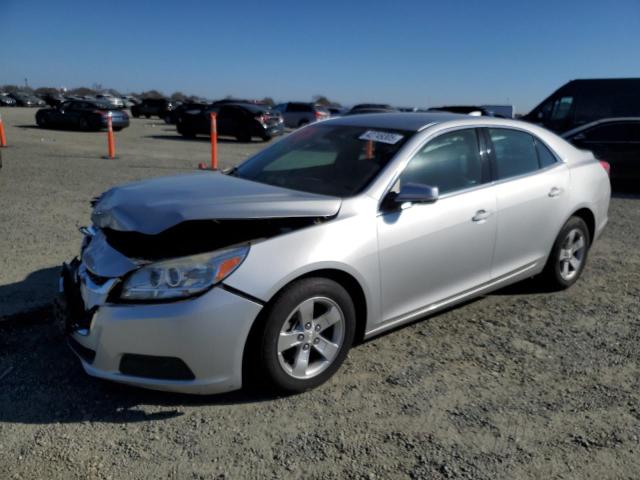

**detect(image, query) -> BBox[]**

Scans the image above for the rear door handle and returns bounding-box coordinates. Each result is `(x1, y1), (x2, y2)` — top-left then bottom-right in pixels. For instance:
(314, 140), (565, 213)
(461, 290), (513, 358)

(548, 187), (563, 197)
(472, 209), (492, 222)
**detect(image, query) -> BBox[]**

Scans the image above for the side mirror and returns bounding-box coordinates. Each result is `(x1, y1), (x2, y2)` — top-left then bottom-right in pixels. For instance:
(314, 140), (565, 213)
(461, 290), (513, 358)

(384, 183), (439, 210)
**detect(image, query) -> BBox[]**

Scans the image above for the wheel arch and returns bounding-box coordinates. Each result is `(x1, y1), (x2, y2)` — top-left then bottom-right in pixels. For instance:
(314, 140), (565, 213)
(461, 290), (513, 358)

(570, 207), (596, 245)
(241, 267), (369, 388)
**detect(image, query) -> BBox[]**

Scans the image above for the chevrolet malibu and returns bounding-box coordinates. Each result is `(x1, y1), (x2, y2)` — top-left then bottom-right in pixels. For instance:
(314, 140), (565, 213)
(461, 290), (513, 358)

(57, 113), (610, 394)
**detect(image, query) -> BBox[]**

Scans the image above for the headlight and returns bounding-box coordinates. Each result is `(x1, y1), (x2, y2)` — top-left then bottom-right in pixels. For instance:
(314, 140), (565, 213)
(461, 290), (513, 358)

(120, 246), (249, 301)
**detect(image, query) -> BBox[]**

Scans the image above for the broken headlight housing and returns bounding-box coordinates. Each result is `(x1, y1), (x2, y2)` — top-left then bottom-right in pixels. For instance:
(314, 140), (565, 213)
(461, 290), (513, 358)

(120, 246), (249, 301)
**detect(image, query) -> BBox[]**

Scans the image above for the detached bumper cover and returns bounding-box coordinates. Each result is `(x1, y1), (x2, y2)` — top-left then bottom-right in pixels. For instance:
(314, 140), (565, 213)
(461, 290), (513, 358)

(57, 262), (263, 394)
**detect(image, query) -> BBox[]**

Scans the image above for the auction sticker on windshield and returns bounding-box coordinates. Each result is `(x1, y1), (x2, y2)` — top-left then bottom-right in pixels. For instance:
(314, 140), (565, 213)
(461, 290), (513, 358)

(359, 130), (404, 144)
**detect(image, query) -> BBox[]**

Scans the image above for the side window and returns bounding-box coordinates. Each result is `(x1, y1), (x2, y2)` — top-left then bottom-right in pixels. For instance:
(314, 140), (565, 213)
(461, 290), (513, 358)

(535, 139), (557, 168)
(550, 96), (573, 121)
(399, 129), (483, 195)
(488, 128), (539, 179)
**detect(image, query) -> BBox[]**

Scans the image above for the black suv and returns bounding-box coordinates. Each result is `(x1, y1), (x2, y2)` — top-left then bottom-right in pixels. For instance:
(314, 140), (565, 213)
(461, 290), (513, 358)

(131, 98), (175, 118)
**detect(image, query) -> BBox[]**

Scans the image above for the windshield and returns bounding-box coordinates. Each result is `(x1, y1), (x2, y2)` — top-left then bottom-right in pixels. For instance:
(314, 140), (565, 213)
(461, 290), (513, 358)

(233, 124), (412, 197)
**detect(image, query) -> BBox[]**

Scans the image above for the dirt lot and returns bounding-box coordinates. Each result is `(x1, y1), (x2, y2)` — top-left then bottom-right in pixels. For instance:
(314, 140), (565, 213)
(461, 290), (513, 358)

(1, 107), (639, 479)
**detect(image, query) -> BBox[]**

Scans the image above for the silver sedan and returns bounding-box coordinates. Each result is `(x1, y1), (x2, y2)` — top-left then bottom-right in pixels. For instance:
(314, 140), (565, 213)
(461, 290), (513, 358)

(58, 113), (611, 394)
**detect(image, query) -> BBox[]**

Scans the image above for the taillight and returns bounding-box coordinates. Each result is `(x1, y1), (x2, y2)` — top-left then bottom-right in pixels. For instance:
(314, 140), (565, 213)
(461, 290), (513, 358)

(314, 111), (325, 119)
(256, 115), (267, 124)
(599, 160), (611, 176)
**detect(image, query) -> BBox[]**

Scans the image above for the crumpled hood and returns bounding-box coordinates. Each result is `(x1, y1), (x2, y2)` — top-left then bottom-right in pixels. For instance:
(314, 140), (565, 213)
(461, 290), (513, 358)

(92, 171), (342, 235)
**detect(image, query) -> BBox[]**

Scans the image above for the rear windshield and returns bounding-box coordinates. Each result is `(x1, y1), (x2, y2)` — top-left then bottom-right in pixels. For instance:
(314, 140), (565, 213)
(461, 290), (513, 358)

(233, 124), (413, 197)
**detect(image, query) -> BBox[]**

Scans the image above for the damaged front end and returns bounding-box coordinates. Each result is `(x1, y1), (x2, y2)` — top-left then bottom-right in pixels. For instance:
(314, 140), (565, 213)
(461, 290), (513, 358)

(56, 172), (341, 392)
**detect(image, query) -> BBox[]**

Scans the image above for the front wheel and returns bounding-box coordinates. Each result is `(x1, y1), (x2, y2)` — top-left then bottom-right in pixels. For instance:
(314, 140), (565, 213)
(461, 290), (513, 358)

(254, 278), (356, 393)
(541, 216), (590, 290)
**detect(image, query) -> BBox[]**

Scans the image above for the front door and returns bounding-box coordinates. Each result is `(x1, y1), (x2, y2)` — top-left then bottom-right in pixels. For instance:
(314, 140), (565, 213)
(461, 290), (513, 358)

(377, 128), (496, 324)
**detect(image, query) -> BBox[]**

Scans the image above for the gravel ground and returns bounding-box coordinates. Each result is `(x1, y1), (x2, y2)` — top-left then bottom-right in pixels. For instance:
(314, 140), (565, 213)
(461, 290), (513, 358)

(1, 107), (639, 479)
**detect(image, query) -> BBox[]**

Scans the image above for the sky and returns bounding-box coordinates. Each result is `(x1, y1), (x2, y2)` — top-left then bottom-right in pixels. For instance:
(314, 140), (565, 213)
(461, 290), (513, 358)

(1, 0), (639, 112)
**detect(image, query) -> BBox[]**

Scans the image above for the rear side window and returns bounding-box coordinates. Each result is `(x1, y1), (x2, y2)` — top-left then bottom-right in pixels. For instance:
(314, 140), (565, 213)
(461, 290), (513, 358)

(535, 139), (557, 168)
(400, 129), (484, 194)
(488, 128), (539, 179)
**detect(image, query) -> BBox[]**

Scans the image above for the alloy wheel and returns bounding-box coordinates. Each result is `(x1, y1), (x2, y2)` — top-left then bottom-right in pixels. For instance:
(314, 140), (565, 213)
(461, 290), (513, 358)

(277, 297), (346, 380)
(558, 228), (586, 281)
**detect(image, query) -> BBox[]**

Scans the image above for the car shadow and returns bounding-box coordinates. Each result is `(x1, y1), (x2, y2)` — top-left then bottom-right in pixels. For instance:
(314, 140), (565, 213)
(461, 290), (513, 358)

(0, 266), (61, 319)
(146, 135), (259, 144)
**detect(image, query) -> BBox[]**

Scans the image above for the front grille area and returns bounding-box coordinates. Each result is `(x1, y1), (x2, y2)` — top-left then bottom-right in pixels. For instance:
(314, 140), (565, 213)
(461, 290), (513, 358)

(119, 354), (195, 381)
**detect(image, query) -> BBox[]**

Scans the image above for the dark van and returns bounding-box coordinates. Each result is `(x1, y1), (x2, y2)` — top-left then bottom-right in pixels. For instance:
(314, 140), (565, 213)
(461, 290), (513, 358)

(523, 78), (640, 133)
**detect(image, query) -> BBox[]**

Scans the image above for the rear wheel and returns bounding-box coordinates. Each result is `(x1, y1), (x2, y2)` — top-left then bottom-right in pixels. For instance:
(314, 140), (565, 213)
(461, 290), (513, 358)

(144, 114), (151, 119)
(252, 278), (356, 393)
(541, 216), (590, 290)
(78, 117), (89, 131)
(36, 114), (47, 128)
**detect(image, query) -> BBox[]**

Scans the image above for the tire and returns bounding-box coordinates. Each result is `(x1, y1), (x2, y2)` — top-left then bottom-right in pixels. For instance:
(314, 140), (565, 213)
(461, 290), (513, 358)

(253, 277), (356, 394)
(36, 115), (47, 128)
(132, 112), (140, 118)
(113, 127), (123, 132)
(78, 117), (89, 131)
(261, 133), (272, 142)
(298, 119), (309, 128)
(145, 114), (151, 119)
(541, 216), (590, 290)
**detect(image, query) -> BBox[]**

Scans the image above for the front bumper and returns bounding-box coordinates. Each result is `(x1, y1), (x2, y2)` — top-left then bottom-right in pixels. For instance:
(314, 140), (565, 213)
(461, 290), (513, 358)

(57, 260), (263, 394)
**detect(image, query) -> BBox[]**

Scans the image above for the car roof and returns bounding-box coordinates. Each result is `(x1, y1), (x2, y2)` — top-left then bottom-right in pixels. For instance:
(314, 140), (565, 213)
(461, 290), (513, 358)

(326, 112), (468, 131)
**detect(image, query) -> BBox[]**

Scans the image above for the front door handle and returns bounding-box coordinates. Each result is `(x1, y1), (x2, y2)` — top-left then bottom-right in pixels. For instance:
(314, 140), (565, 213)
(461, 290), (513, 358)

(548, 187), (563, 197)
(472, 209), (492, 222)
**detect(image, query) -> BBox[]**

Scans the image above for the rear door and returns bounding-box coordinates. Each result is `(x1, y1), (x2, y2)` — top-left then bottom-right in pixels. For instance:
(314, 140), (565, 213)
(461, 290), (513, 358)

(485, 128), (570, 279)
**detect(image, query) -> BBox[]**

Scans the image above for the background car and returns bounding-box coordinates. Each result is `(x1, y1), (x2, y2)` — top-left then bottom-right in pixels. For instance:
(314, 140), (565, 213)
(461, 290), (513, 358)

(428, 105), (492, 116)
(9, 92), (46, 107)
(273, 102), (330, 128)
(130, 98), (175, 118)
(562, 117), (640, 190)
(163, 101), (208, 124)
(0, 93), (17, 106)
(345, 103), (397, 115)
(40, 93), (66, 107)
(177, 102), (284, 141)
(35, 99), (130, 131)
